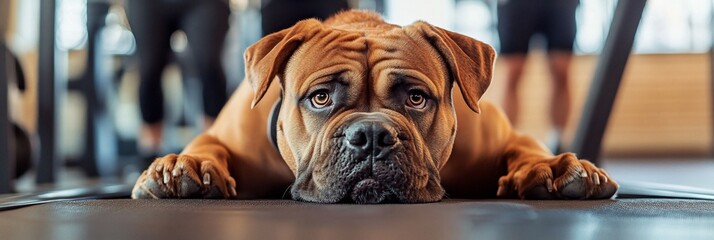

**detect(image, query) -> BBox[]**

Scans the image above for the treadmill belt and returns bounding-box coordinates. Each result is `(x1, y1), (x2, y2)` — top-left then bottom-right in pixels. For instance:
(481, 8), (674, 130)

(1, 198), (713, 239)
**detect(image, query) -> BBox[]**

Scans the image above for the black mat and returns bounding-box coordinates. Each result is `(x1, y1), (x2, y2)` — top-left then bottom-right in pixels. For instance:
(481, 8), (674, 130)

(1, 198), (713, 240)
(2, 182), (714, 239)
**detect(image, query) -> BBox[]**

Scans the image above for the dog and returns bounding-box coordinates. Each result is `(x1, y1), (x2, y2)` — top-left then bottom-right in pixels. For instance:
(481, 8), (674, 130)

(131, 10), (618, 203)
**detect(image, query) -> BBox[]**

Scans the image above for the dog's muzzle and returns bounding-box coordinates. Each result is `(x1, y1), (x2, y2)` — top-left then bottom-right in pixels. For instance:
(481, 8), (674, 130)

(340, 117), (406, 203)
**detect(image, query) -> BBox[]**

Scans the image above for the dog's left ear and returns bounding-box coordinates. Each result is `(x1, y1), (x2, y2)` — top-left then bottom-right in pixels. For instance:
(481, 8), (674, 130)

(245, 19), (322, 108)
(407, 21), (495, 113)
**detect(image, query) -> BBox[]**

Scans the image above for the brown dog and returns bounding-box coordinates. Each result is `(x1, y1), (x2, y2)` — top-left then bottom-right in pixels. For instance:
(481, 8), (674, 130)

(131, 10), (617, 203)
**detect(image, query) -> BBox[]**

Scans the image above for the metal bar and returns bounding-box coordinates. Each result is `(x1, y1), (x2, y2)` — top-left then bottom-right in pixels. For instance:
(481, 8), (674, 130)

(36, 0), (58, 184)
(81, 2), (108, 177)
(569, 0), (647, 164)
(0, 0), (9, 36)
(0, 43), (14, 193)
(85, 2), (118, 177)
(710, 2), (714, 157)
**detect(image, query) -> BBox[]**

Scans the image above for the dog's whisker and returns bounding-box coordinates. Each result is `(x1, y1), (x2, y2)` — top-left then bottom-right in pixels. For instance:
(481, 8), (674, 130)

(282, 183), (294, 199)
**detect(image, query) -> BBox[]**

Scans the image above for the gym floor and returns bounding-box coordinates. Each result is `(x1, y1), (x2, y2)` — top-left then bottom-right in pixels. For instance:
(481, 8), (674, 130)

(604, 158), (714, 190)
(3, 158), (714, 240)
(2, 198), (713, 240)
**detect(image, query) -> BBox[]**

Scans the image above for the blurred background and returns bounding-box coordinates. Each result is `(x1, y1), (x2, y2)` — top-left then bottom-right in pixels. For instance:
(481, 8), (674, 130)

(1, 0), (713, 194)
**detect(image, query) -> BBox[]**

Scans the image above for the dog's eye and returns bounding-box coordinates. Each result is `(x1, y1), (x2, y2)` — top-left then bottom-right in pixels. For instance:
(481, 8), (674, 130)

(310, 90), (332, 108)
(406, 90), (427, 109)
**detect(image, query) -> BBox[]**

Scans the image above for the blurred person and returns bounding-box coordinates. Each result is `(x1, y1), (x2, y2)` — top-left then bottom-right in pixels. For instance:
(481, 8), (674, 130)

(497, 0), (579, 152)
(261, 0), (351, 36)
(124, 0), (231, 158)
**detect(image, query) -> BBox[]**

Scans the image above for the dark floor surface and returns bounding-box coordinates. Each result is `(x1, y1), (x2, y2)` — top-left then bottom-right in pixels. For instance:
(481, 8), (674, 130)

(1, 198), (713, 240)
(5, 159), (714, 240)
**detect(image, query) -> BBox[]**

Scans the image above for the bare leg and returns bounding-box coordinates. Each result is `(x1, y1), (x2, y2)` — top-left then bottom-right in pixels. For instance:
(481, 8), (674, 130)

(501, 54), (528, 126)
(139, 122), (163, 154)
(546, 51), (572, 135)
(204, 116), (216, 130)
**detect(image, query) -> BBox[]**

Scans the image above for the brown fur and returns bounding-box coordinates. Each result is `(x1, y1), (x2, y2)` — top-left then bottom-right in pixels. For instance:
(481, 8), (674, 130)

(132, 10), (617, 201)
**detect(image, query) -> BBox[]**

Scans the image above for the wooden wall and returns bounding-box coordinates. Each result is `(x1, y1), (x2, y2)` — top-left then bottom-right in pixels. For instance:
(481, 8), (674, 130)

(483, 51), (712, 158)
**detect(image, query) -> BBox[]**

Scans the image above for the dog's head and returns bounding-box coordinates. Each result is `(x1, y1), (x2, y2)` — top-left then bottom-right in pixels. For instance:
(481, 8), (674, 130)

(245, 11), (495, 203)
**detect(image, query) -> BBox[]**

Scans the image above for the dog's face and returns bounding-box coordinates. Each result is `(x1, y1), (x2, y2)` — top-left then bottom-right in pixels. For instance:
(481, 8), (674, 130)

(245, 12), (494, 203)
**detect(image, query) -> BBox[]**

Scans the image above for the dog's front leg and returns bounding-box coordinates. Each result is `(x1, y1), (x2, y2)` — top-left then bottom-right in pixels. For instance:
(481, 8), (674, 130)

(496, 134), (618, 200)
(131, 134), (237, 199)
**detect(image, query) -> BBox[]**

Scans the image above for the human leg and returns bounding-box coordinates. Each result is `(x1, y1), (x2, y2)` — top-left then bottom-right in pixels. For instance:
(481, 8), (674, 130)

(497, 0), (538, 126)
(546, 51), (573, 133)
(500, 55), (528, 126)
(543, 0), (578, 150)
(126, 0), (174, 151)
(181, 0), (231, 129)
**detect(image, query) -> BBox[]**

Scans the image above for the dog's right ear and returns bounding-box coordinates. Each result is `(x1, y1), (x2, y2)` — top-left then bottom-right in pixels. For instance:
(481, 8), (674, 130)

(245, 19), (322, 108)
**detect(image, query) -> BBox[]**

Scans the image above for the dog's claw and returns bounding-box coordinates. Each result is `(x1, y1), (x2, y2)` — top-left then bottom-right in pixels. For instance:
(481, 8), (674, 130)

(172, 163), (183, 177)
(580, 171), (588, 178)
(593, 172), (600, 185)
(163, 172), (170, 184)
(203, 173), (211, 185)
(496, 186), (506, 197)
(133, 153), (236, 199)
(546, 178), (553, 192)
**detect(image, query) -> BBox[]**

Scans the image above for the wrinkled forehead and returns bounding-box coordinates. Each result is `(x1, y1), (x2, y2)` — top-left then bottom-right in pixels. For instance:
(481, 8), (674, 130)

(284, 28), (449, 91)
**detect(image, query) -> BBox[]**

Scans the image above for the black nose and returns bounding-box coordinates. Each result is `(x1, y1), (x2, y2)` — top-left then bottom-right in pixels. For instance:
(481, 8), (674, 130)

(345, 120), (398, 158)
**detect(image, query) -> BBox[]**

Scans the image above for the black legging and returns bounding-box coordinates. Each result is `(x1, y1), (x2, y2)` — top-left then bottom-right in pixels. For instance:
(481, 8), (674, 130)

(126, 0), (230, 124)
(261, 0), (350, 36)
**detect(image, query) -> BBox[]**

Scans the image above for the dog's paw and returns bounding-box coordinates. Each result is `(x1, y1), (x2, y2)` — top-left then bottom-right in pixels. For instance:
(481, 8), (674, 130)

(496, 153), (618, 200)
(131, 154), (237, 199)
